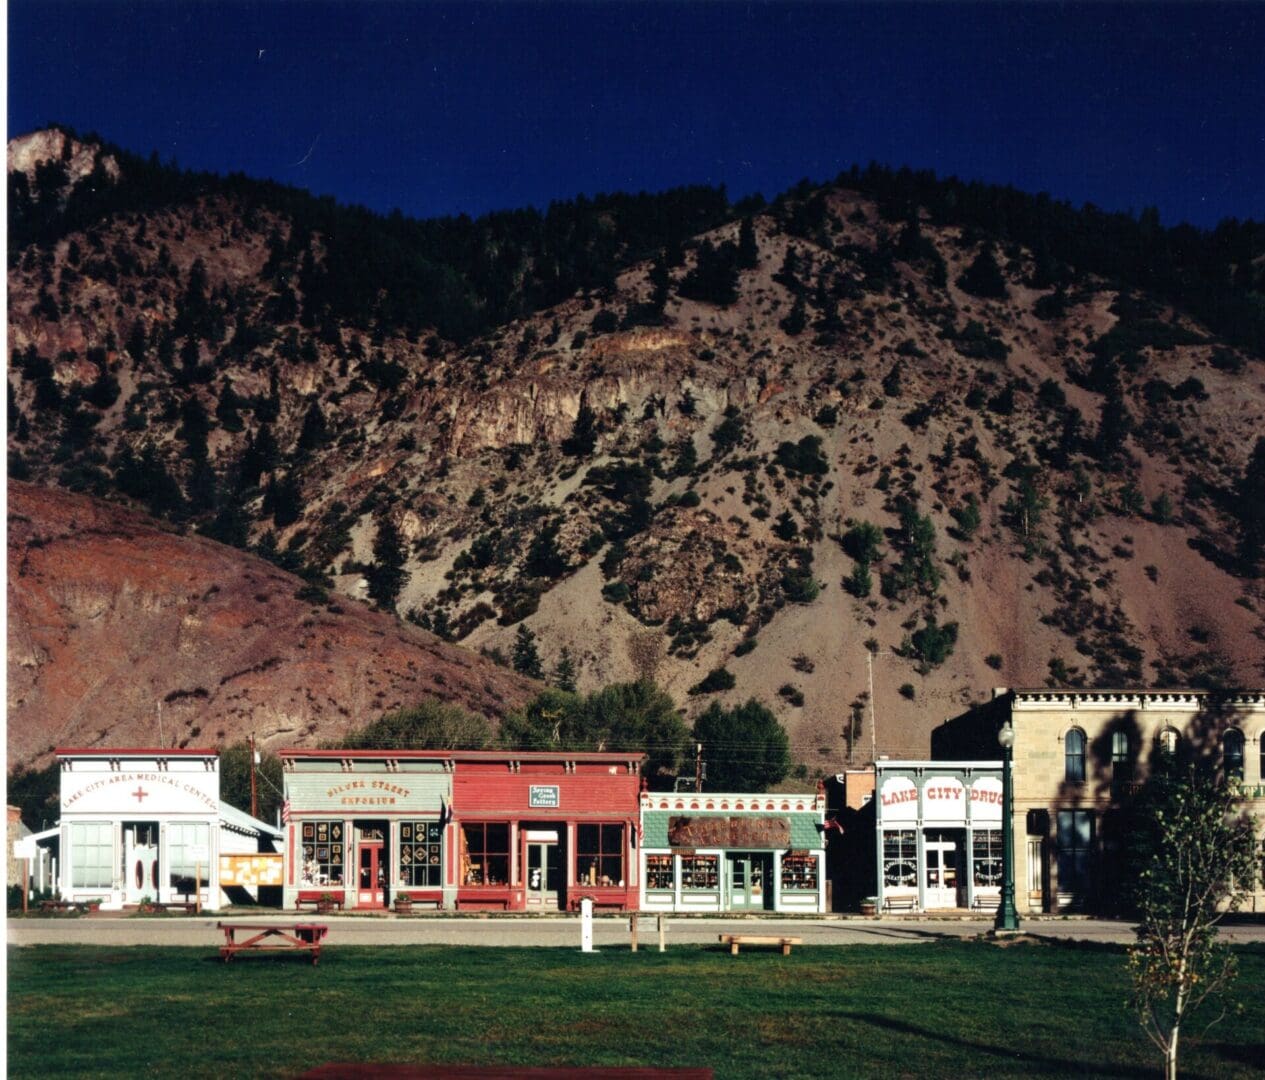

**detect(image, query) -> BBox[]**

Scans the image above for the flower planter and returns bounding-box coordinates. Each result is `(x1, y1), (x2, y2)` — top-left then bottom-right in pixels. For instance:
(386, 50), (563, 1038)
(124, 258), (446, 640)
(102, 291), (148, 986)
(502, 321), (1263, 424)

(860, 899), (878, 917)
(316, 900), (336, 915)
(394, 898), (414, 915)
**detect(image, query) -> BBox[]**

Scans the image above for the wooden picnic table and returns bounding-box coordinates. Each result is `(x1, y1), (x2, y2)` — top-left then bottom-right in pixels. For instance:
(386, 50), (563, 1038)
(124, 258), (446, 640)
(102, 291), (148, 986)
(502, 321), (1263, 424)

(218, 921), (329, 965)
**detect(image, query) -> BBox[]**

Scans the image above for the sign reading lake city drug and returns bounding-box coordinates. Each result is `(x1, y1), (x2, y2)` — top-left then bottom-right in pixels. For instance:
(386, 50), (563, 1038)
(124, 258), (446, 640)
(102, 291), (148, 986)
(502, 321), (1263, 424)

(61, 771), (218, 814)
(529, 785), (560, 808)
(879, 777), (919, 822)
(970, 777), (1003, 822)
(668, 816), (790, 848)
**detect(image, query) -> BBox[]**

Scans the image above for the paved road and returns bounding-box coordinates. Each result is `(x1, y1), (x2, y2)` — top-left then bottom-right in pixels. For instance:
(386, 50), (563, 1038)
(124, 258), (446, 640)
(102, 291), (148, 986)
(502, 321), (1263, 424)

(11, 914), (1265, 948)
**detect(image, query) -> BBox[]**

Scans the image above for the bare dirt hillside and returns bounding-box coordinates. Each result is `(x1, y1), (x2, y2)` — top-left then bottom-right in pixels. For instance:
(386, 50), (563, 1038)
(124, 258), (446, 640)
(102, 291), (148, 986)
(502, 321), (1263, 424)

(7, 482), (537, 767)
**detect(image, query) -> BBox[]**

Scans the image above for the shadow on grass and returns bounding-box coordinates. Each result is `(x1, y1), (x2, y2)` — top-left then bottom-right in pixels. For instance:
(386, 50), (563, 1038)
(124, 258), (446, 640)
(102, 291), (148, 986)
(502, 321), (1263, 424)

(835, 1012), (1153, 1077)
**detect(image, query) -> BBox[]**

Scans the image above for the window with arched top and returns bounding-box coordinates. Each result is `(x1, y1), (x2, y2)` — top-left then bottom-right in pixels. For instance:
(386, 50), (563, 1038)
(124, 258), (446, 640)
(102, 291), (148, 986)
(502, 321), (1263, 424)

(1112, 730), (1133, 782)
(1158, 728), (1179, 756)
(1223, 729), (1245, 781)
(1065, 729), (1086, 783)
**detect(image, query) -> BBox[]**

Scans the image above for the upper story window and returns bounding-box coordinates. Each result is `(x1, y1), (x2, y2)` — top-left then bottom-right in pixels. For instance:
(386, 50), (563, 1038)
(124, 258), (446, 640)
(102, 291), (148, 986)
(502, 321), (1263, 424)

(1223, 729), (1245, 782)
(1111, 731), (1133, 782)
(1158, 728), (1179, 757)
(1065, 729), (1086, 783)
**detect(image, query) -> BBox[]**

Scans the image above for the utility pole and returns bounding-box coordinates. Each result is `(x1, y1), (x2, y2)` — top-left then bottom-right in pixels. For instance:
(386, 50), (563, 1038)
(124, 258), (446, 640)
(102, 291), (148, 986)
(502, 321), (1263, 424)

(157, 701), (164, 748)
(249, 732), (258, 820)
(694, 742), (703, 793)
(866, 650), (877, 765)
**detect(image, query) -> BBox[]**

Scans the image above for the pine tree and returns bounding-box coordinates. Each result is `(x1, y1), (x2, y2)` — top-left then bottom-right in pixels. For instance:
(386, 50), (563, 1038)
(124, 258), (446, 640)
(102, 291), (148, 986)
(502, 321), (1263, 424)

(553, 646), (578, 692)
(513, 624), (544, 679)
(366, 513), (407, 610)
(562, 399), (598, 457)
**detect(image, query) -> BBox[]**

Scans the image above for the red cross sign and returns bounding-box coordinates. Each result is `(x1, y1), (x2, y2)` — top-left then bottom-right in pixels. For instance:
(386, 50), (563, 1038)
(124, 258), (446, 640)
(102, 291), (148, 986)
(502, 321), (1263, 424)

(131, 786), (149, 803)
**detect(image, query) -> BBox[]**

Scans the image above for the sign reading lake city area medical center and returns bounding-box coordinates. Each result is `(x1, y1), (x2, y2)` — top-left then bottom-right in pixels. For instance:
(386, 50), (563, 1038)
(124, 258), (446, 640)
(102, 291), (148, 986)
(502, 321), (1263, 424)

(61, 769), (218, 814)
(529, 785), (560, 808)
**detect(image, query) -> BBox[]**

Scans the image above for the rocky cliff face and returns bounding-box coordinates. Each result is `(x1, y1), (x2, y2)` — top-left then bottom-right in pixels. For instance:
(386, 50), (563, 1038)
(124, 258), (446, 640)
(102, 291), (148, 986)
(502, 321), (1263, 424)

(8, 129), (1265, 778)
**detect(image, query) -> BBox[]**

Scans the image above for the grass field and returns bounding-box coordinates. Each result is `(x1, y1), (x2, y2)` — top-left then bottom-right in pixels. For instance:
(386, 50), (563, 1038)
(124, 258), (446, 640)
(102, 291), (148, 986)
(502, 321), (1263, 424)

(8, 939), (1265, 1078)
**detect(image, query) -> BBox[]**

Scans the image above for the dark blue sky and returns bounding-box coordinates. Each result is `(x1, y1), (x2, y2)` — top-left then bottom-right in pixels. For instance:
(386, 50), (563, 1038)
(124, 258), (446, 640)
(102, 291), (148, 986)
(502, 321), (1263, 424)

(10, 2), (1264, 228)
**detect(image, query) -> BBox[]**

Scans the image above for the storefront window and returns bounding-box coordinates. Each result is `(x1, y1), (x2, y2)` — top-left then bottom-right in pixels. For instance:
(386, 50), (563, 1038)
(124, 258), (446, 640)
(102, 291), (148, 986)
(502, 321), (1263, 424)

(972, 829), (1002, 887)
(645, 854), (674, 890)
(167, 822), (210, 891)
(882, 830), (917, 888)
(300, 821), (345, 886)
(399, 821), (443, 887)
(781, 854), (818, 891)
(577, 823), (624, 887)
(1056, 810), (1093, 898)
(70, 822), (113, 888)
(680, 854), (718, 890)
(462, 823), (509, 886)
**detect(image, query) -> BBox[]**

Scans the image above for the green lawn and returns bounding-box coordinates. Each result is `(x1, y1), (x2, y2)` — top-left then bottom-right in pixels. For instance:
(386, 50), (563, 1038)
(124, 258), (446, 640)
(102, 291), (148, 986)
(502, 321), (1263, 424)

(8, 940), (1264, 1078)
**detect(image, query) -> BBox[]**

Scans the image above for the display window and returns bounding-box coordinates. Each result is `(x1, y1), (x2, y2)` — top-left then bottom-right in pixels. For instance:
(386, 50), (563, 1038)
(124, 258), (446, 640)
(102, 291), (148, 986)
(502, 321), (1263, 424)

(680, 854), (718, 890)
(883, 829), (917, 888)
(167, 822), (210, 891)
(576, 823), (624, 887)
(300, 821), (345, 886)
(972, 829), (1002, 886)
(399, 821), (443, 887)
(781, 853), (819, 891)
(461, 822), (510, 886)
(70, 822), (114, 888)
(645, 854), (675, 890)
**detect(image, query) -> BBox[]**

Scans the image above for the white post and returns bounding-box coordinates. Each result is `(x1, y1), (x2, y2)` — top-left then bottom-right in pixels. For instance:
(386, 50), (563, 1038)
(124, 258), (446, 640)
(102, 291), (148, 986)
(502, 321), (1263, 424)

(580, 897), (594, 952)
(658, 913), (666, 952)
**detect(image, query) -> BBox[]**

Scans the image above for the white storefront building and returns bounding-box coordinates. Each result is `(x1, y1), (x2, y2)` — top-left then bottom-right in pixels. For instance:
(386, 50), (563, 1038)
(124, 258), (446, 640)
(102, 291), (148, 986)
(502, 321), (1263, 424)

(874, 761), (1003, 912)
(49, 748), (280, 910)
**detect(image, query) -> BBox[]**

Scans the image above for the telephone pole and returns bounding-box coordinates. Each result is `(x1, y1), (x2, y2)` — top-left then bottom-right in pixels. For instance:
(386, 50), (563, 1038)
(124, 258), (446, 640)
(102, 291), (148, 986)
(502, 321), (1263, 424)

(867, 650), (877, 765)
(694, 742), (703, 793)
(249, 732), (258, 819)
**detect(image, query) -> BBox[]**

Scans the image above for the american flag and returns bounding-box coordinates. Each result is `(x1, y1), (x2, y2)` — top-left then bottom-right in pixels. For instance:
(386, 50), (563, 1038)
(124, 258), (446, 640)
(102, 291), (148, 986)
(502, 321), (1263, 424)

(281, 799), (291, 825)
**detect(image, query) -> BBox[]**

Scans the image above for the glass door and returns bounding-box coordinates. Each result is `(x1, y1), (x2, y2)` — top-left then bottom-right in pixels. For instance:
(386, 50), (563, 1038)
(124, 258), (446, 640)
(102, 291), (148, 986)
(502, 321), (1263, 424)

(358, 841), (385, 908)
(526, 842), (561, 908)
(923, 840), (959, 908)
(727, 853), (772, 911)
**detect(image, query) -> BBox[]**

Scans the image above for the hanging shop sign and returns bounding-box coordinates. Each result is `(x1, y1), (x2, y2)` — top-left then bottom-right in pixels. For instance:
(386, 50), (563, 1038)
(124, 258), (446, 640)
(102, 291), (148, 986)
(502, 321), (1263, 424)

(667, 816), (790, 849)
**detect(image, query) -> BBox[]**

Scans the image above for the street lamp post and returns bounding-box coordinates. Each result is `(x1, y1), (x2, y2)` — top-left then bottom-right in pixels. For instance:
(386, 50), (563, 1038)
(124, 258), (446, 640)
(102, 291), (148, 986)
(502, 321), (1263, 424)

(994, 720), (1021, 933)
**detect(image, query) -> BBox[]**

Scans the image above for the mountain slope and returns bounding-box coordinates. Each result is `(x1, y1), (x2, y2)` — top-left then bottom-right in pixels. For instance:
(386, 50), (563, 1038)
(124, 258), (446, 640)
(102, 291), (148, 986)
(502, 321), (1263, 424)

(9, 127), (1265, 776)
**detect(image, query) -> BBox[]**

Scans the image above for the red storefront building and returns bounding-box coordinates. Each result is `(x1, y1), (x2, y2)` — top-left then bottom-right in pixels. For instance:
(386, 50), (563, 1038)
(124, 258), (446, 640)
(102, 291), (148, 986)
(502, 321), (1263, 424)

(280, 749), (644, 912)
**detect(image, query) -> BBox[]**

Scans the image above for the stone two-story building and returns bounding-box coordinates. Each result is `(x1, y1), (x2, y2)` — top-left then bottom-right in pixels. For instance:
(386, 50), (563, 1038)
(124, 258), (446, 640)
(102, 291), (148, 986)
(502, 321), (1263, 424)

(933, 688), (1265, 914)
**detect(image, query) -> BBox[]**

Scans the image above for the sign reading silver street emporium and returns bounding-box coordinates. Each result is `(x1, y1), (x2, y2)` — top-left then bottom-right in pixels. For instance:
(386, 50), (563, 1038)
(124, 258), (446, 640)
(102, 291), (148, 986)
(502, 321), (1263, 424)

(529, 785), (560, 809)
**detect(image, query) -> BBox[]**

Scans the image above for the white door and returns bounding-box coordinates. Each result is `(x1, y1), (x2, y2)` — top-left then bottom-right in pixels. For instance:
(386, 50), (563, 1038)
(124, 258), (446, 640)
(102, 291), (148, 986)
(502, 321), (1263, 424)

(923, 841), (959, 908)
(124, 832), (159, 903)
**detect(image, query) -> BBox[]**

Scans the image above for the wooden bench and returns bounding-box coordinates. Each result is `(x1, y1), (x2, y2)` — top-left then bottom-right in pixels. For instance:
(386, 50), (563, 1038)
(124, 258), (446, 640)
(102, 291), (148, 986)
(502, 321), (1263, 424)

(296, 895), (345, 912)
(455, 897), (511, 911)
(39, 899), (81, 914)
(883, 896), (919, 913)
(719, 934), (802, 956)
(218, 922), (328, 965)
(971, 895), (1000, 912)
(569, 896), (627, 912)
